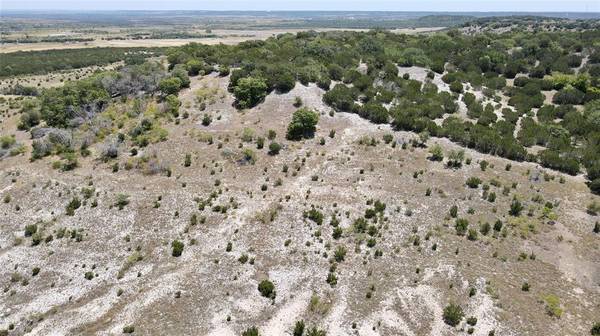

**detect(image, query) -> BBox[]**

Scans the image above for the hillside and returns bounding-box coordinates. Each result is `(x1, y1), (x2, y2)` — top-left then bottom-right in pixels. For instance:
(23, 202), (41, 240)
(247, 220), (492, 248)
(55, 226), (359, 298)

(0, 26), (599, 336)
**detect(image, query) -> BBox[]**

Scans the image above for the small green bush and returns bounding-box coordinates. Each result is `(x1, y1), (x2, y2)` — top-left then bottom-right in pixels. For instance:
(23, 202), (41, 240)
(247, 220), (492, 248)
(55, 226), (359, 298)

(242, 327), (259, 336)
(258, 279), (276, 299)
(443, 303), (464, 326)
(171, 240), (184, 257)
(465, 177), (482, 188)
(268, 142), (281, 155)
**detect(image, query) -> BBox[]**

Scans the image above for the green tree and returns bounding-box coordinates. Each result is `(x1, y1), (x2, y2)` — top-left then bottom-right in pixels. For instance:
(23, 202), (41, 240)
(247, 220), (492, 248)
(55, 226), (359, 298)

(159, 77), (182, 96)
(186, 59), (204, 76)
(172, 64), (191, 88)
(234, 77), (268, 109)
(286, 108), (319, 140)
(40, 79), (109, 128)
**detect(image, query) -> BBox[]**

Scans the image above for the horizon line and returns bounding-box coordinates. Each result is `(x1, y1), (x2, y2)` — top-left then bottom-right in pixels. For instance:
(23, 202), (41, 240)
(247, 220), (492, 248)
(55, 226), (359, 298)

(3, 9), (600, 13)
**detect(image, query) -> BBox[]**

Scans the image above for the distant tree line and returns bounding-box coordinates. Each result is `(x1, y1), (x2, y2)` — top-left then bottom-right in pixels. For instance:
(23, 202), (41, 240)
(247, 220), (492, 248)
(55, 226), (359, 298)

(0, 47), (166, 77)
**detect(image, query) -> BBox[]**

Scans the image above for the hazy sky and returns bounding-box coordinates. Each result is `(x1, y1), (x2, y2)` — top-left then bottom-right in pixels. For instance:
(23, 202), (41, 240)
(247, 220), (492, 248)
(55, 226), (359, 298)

(0, 0), (600, 12)
(1, 0), (599, 12)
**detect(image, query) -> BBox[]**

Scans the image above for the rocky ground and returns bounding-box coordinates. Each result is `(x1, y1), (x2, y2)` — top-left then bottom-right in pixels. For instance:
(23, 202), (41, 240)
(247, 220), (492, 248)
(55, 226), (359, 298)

(0, 74), (599, 336)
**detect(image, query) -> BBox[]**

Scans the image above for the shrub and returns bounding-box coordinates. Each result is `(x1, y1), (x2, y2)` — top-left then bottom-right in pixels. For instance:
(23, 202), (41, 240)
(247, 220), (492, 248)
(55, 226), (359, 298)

(186, 59), (204, 76)
(24, 224), (38, 237)
(332, 227), (343, 239)
(317, 76), (331, 90)
(18, 110), (41, 131)
(480, 222), (491, 235)
(450, 81), (463, 93)
(359, 103), (389, 124)
(242, 327), (259, 336)
(449, 205), (458, 218)
(219, 65), (230, 76)
(509, 198), (523, 216)
(382, 134), (394, 144)
(591, 179), (600, 195)
(31, 232), (43, 246)
(66, 197), (81, 216)
(544, 294), (563, 318)
(202, 114), (212, 126)
(552, 86), (584, 105)
(0, 135), (15, 149)
(268, 142), (281, 155)
(258, 279), (276, 299)
(465, 177), (482, 188)
(323, 84), (357, 111)
(334, 245), (347, 262)
(587, 201), (600, 216)
(234, 77), (268, 109)
(114, 194), (130, 210)
(164, 94), (180, 116)
(326, 271), (338, 287)
(480, 160), (489, 171)
(591, 322), (600, 335)
(286, 108), (319, 140)
(306, 208), (324, 225)
(256, 137), (265, 149)
(428, 144), (444, 161)
(455, 218), (469, 236)
(447, 149), (465, 168)
(158, 77), (182, 95)
(123, 325), (135, 334)
(171, 240), (184, 257)
(443, 303), (464, 326)
(293, 96), (303, 107)
(467, 228), (478, 241)
(236, 149), (255, 165)
(293, 320), (305, 336)
(493, 220), (503, 232)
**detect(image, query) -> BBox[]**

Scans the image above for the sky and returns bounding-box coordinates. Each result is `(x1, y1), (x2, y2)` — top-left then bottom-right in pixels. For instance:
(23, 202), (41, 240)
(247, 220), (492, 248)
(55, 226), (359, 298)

(1, 0), (599, 12)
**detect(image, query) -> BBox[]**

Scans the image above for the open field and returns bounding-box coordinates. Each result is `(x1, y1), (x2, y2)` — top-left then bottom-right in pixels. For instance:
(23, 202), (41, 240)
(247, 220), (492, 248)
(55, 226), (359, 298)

(0, 27), (445, 53)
